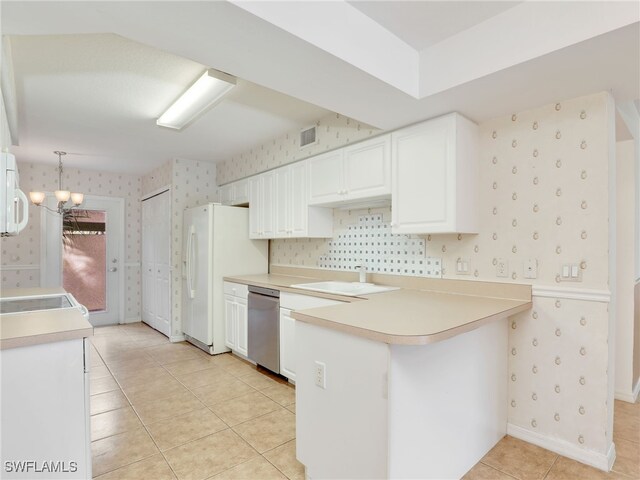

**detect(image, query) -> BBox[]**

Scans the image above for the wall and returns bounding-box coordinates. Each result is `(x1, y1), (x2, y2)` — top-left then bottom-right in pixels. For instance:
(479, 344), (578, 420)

(223, 92), (616, 466)
(216, 112), (380, 184)
(0, 161), (142, 321)
(141, 158), (217, 339)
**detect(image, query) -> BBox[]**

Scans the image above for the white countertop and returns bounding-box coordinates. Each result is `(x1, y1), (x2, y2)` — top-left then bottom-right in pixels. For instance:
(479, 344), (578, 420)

(0, 288), (93, 350)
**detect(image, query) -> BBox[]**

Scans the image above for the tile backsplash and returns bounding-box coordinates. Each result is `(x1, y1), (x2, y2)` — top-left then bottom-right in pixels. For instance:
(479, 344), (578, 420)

(317, 214), (442, 278)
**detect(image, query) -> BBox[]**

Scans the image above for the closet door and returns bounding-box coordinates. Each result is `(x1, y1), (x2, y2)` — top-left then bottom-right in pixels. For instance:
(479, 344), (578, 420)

(141, 190), (171, 336)
(141, 197), (155, 328)
(153, 192), (172, 337)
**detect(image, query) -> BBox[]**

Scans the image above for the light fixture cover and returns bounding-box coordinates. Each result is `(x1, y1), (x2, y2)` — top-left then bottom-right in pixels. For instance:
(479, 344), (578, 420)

(55, 190), (71, 203)
(71, 192), (84, 206)
(157, 69), (236, 130)
(29, 191), (46, 205)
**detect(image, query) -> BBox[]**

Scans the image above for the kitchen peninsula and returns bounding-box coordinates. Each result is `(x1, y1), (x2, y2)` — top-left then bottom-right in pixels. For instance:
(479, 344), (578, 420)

(227, 266), (532, 479)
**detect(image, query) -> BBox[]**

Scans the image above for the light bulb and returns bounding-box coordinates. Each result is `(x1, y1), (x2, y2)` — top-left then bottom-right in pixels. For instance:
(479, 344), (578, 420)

(71, 192), (84, 206)
(29, 191), (46, 205)
(55, 190), (71, 203)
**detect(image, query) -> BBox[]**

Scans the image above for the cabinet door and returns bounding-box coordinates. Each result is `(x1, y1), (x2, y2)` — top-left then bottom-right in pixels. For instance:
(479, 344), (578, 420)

(261, 171), (276, 238)
(236, 298), (248, 357)
(234, 179), (249, 205)
(141, 198), (155, 326)
(248, 176), (262, 239)
(279, 308), (296, 381)
(343, 135), (391, 200)
(308, 150), (344, 205)
(224, 295), (236, 350)
(391, 117), (454, 233)
(219, 184), (233, 205)
(289, 162), (308, 237)
(274, 167), (291, 238)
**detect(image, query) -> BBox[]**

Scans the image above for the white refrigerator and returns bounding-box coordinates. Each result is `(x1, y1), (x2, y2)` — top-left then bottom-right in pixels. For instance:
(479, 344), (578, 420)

(182, 203), (268, 354)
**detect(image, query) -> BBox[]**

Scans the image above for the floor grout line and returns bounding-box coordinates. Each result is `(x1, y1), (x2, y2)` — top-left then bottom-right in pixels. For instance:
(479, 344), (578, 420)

(541, 454), (559, 480)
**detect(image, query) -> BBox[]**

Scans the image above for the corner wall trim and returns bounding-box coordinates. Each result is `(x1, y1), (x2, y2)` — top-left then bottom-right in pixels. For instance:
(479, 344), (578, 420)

(532, 286), (611, 303)
(123, 317), (141, 324)
(507, 423), (614, 472)
(170, 334), (186, 343)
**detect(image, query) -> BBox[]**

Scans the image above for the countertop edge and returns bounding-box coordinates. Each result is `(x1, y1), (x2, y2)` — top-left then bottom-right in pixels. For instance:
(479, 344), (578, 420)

(292, 301), (532, 345)
(223, 276), (363, 303)
(0, 327), (94, 350)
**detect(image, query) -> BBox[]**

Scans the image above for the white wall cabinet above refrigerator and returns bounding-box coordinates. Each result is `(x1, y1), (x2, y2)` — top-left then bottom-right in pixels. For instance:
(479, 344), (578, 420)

(308, 134), (391, 207)
(391, 113), (478, 234)
(219, 178), (249, 206)
(250, 162), (332, 240)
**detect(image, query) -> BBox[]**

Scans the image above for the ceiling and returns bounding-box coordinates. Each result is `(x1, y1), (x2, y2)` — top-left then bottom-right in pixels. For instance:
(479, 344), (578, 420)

(7, 33), (328, 174)
(348, 1), (521, 50)
(2, 1), (639, 176)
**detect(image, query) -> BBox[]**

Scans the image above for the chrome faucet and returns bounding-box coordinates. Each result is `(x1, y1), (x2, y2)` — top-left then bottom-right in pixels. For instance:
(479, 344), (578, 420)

(356, 264), (368, 283)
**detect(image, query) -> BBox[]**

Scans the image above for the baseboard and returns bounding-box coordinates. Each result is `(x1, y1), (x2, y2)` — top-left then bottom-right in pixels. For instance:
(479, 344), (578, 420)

(507, 423), (615, 472)
(122, 317), (141, 324)
(170, 334), (186, 343)
(615, 378), (640, 403)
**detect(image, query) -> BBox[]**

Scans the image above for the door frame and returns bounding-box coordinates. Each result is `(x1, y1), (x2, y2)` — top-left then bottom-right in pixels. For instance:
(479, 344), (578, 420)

(40, 194), (125, 325)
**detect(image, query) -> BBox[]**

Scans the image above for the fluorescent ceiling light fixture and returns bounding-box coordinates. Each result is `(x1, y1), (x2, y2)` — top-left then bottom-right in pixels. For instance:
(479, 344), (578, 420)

(157, 69), (236, 130)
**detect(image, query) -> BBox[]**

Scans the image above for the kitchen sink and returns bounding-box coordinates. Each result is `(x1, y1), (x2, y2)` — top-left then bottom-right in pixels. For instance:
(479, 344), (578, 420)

(290, 281), (399, 297)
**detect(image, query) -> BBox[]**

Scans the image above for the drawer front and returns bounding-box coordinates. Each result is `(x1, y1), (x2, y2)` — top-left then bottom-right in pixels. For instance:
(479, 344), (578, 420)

(223, 282), (249, 298)
(280, 292), (345, 310)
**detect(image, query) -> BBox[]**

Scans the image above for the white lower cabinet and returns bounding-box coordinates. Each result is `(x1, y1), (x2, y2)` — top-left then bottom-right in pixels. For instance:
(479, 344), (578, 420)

(279, 308), (296, 380)
(1, 338), (91, 479)
(279, 292), (346, 382)
(223, 282), (249, 357)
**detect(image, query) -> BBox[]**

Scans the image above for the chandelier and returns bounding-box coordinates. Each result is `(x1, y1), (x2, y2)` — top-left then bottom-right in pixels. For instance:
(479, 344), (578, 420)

(29, 151), (84, 214)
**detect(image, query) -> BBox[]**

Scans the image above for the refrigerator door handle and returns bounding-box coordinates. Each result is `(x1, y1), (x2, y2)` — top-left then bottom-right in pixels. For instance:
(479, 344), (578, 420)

(188, 227), (196, 299)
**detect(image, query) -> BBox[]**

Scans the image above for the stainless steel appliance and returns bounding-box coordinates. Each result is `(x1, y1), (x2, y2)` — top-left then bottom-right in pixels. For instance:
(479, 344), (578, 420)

(248, 285), (280, 374)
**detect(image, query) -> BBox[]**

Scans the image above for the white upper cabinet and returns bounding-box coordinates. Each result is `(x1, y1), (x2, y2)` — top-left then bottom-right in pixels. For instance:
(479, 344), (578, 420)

(343, 135), (391, 201)
(391, 113), (478, 234)
(251, 161), (331, 239)
(219, 178), (249, 206)
(250, 171), (274, 240)
(308, 135), (391, 207)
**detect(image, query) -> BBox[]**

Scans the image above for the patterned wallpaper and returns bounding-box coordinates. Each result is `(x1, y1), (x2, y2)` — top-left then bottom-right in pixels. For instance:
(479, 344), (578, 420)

(0, 161), (143, 320)
(141, 157), (218, 338)
(228, 92), (615, 462)
(141, 160), (173, 196)
(216, 112), (380, 184)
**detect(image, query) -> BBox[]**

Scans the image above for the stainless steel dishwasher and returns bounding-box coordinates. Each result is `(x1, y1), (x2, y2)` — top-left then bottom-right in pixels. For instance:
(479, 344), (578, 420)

(247, 285), (280, 374)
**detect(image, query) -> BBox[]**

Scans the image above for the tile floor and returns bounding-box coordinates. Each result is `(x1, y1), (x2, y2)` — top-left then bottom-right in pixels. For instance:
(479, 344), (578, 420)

(90, 323), (639, 480)
(89, 322), (300, 480)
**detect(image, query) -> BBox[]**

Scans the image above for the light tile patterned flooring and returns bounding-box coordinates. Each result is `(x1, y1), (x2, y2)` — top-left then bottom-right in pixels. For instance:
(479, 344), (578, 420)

(90, 322), (300, 479)
(91, 323), (639, 480)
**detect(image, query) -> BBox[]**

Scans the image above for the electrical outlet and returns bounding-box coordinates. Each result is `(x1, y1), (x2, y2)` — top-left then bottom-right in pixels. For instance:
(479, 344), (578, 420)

(496, 259), (509, 278)
(314, 361), (326, 389)
(456, 258), (470, 275)
(523, 259), (538, 279)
